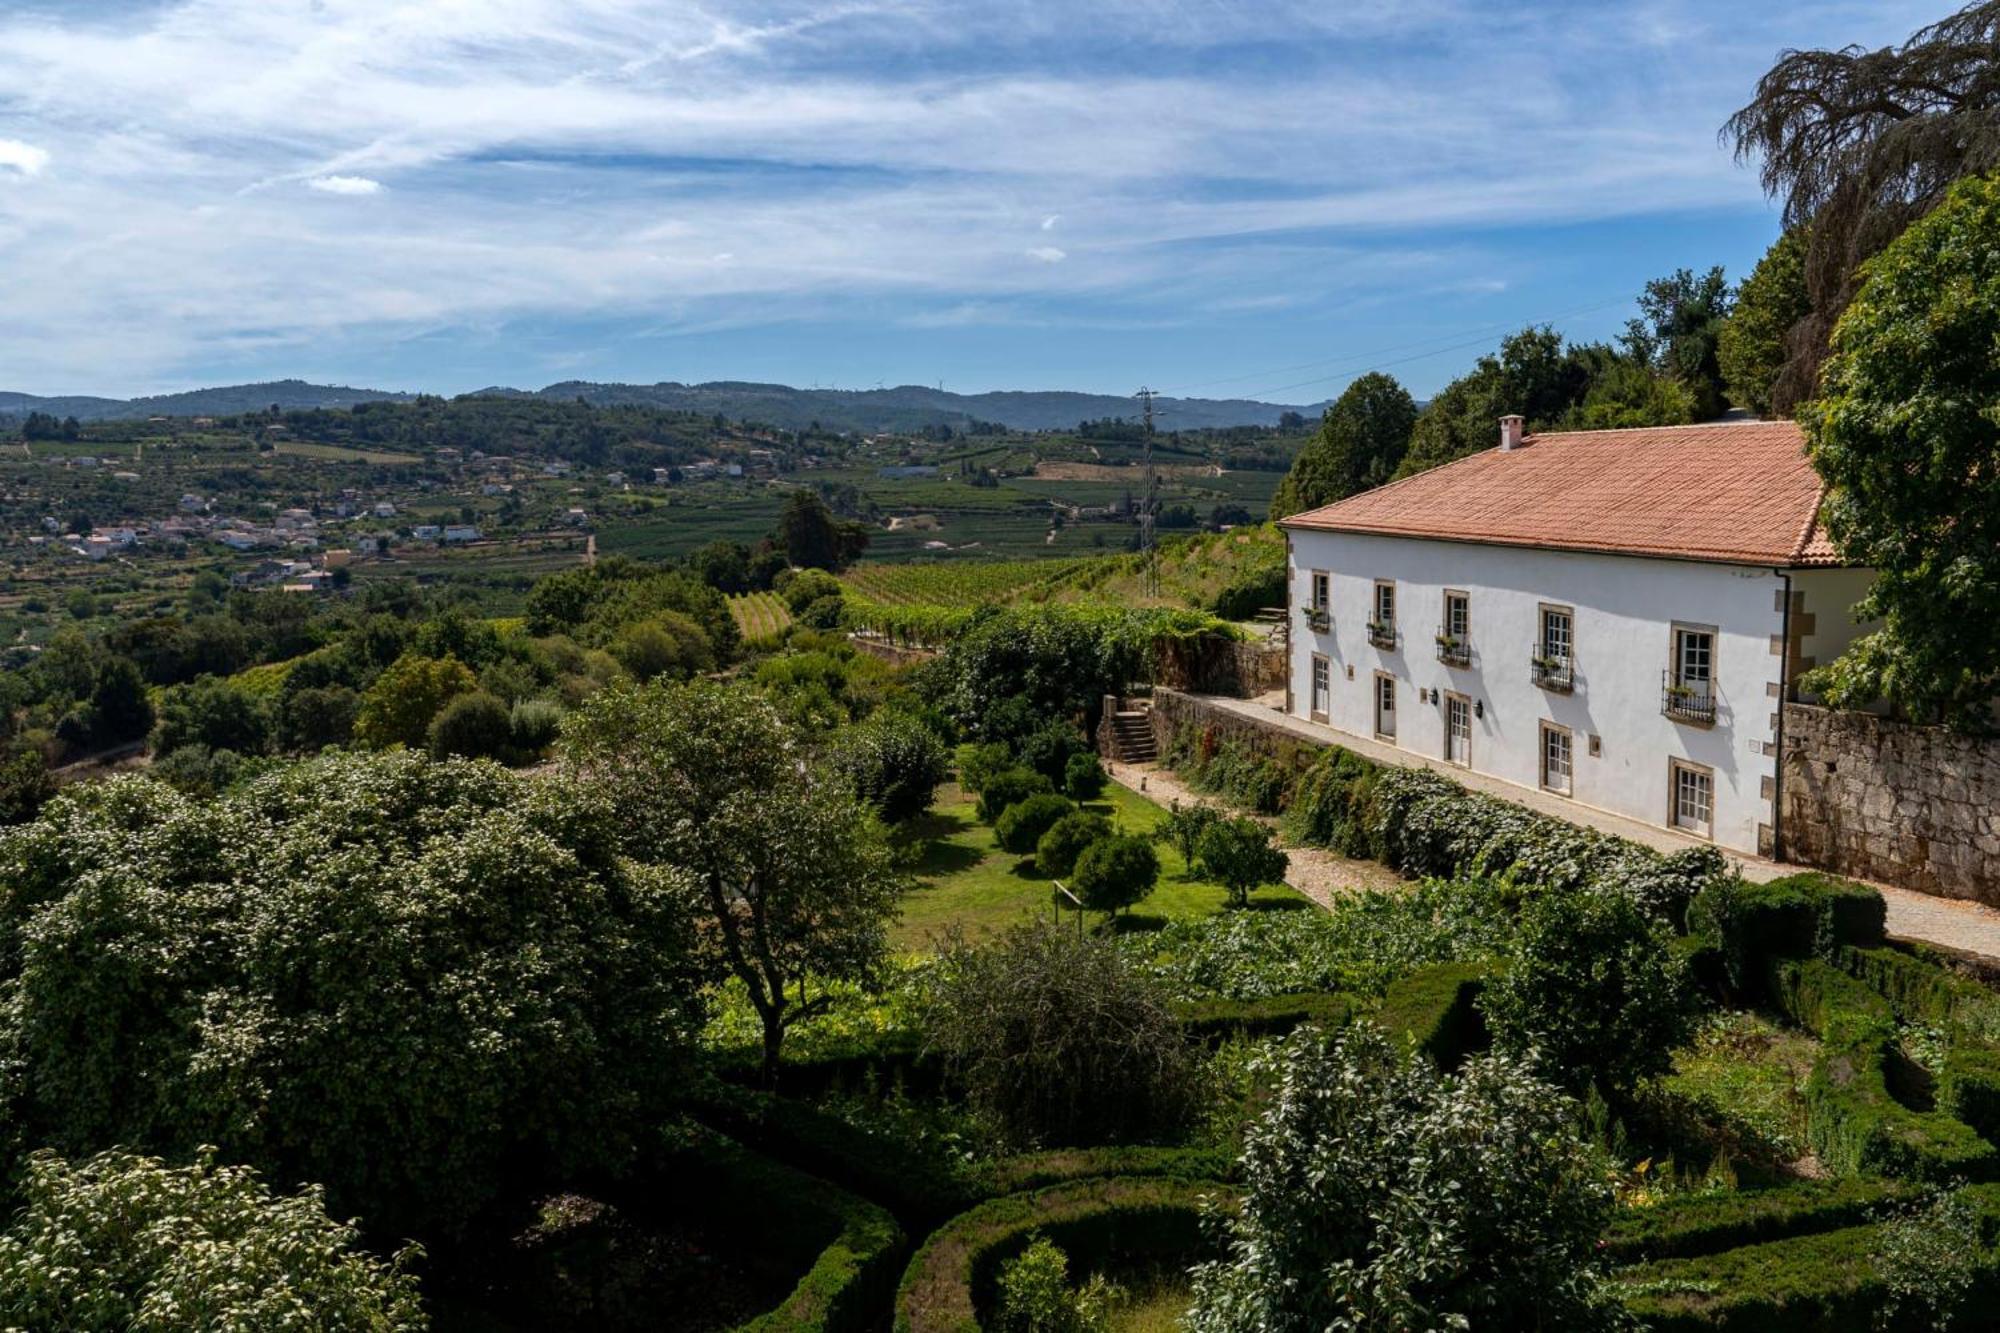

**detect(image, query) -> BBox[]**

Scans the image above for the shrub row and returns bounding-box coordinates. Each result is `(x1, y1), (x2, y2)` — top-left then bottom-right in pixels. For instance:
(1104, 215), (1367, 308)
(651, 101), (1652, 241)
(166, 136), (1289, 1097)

(1616, 1183), (2000, 1331)
(1171, 990), (1360, 1041)
(1691, 873), (1887, 996)
(710, 1029), (947, 1100)
(683, 1081), (982, 1232)
(675, 1130), (906, 1333)
(1373, 960), (1490, 1069)
(1838, 943), (2000, 1041)
(893, 1177), (1226, 1333)
(986, 1146), (1239, 1196)
(1770, 958), (1998, 1181)
(1602, 1178), (1911, 1264)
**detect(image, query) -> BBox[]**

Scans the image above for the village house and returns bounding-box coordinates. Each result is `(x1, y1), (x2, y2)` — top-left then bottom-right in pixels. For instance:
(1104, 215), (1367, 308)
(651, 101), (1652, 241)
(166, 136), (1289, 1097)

(441, 524), (480, 543)
(1281, 417), (1874, 857)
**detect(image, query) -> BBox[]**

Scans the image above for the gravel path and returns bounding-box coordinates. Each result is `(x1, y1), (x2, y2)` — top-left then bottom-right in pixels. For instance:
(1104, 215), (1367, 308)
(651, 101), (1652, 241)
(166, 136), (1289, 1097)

(1104, 759), (1404, 911)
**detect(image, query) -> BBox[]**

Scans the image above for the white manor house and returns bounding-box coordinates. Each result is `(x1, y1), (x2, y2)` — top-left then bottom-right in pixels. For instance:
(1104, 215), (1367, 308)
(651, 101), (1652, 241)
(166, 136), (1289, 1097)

(1279, 416), (1875, 857)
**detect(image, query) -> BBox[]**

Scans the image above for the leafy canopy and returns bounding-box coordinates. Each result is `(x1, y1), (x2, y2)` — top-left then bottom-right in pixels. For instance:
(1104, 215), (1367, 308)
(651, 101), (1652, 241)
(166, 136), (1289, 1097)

(1800, 171), (2000, 729)
(1268, 372), (1418, 519)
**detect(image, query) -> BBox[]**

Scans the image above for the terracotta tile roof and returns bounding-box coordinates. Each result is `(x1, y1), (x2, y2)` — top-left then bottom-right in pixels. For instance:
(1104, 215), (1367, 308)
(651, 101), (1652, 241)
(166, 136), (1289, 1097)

(1281, 419), (1846, 567)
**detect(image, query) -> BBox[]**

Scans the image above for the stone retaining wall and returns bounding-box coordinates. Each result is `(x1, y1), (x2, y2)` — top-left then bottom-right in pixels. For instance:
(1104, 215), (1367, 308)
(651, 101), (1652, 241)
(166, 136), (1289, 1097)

(1147, 686), (1328, 766)
(1781, 703), (2000, 906)
(1153, 639), (1287, 699)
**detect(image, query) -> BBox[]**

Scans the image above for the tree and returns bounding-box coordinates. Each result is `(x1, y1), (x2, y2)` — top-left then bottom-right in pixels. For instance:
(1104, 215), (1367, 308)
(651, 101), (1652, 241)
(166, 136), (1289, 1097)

(1185, 1025), (1624, 1332)
(559, 680), (904, 1083)
(0, 1149), (425, 1331)
(1723, 3), (2000, 413)
(0, 746), (55, 826)
(994, 1237), (1121, 1333)
(1394, 327), (1592, 478)
(1481, 884), (1700, 1096)
(86, 656), (154, 749)
(0, 752), (707, 1240)
(608, 612), (716, 682)
(1269, 372), (1419, 519)
(427, 689), (514, 761)
(1153, 800), (1222, 875)
(275, 684), (359, 752)
(777, 567), (844, 614)
(995, 793), (1075, 856)
(1016, 719), (1092, 787)
(1035, 810), (1112, 878)
(776, 488), (869, 570)
(827, 710), (951, 823)
(1800, 172), (2000, 729)
(1622, 266), (1735, 420)
(977, 767), (1055, 823)
(925, 923), (1201, 1147)
(689, 538), (752, 594)
(1194, 817), (1289, 909)
(151, 675), (271, 757)
(1718, 230), (1810, 416)
(1070, 835), (1158, 916)
(1062, 752), (1107, 801)
(352, 652), (477, 749)
(1562, 352), (1697, 430)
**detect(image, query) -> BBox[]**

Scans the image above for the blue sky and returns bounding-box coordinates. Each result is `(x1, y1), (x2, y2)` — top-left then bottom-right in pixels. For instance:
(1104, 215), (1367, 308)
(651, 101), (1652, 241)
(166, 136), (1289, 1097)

(0, 1), (1945, 403)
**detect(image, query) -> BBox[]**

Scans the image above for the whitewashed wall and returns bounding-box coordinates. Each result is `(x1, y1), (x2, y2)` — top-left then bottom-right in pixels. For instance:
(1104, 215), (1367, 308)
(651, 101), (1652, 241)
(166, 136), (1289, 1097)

(1285, 529), (1788, 854)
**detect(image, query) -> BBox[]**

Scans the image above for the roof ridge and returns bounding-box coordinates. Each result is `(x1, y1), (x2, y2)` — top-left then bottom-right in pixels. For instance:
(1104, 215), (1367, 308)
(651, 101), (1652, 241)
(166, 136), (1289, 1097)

(1524, 418), (1796, 441)
(1789, 482), (1831, 563)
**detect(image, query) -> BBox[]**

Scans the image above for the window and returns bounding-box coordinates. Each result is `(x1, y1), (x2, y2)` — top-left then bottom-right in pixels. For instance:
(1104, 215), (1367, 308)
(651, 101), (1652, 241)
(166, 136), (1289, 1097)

(1540, 722), (1572, 796)
(1444, 693), (1471, 767)
(1672, 760), (1714, 838)
(1310, 654), (1330, 720)
(1373, 580), (1396, 627)
(1540, 606), (1572, 663)
(1304, 571), (1331, 632)
(1444, 591), (1468, 640)
(1664, 624), (1718, 723)
(1310, 572), (1329, 610)
(1373, 672), (1396, 741)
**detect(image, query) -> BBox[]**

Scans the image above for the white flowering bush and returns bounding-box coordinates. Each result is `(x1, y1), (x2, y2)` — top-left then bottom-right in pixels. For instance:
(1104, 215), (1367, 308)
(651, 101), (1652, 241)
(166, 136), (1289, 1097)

(0, 750), (709, 1241)
(0, 1148), (425, 1331)
(1185, 1024), (1628, 1332)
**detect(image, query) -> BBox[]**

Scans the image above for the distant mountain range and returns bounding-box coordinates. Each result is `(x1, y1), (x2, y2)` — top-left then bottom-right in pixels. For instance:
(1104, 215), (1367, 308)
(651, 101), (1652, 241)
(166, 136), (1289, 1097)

(0, 378), (1325, 434)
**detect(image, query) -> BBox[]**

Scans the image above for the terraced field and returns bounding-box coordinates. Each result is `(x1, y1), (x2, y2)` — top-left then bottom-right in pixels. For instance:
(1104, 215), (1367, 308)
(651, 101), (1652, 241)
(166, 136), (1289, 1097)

(839, 557), (1094, 607)
(728, 591), (793, 639)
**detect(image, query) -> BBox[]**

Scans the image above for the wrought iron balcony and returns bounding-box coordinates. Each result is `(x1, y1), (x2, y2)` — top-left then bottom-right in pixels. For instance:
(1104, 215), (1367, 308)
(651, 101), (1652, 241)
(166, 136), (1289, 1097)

(1662, 671), (1717, 724)
(1434, 629), (1470, 667)
(1367, 620), (1398, 650)
(1530, 652), (1573, 693)
(1301, 605), (1330, 634)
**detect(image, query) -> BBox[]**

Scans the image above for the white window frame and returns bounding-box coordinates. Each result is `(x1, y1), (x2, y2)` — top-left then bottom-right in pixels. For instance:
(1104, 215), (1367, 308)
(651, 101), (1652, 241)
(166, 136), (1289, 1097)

(1443, 590), (1469, 641)
(1373, 671), (1397, 742)
(1310, 571), (1330, 610)
(1539, 604), (1574, 665)
(1539, 721), (1573, 796)
(1373, 579), (1396, 629)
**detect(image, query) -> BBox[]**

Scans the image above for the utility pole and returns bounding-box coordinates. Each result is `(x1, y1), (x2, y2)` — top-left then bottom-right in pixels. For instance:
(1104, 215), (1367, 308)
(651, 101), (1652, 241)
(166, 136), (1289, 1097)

(1135, 386), (1158, 598)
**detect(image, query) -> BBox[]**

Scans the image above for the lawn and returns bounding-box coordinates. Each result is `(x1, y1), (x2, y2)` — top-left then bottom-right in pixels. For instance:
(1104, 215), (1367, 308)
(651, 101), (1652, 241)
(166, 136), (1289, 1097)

(893, 781), (1309, 949)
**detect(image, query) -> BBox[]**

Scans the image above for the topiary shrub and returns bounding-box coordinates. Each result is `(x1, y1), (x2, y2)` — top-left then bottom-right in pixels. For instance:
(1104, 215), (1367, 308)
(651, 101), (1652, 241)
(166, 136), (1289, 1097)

(956, 742), (1015, 795)
(926, 924), (1203, 1149)
(1690, 873), (1887, 996)
(996, 794), (1078, 856)
(1062, 752), (1107, 801)
(1374, 961), (1490, 1070)
(979, 768), (1054, 823)
(1070, 836), (1160, 917)
(1036, 811), (1112, 878)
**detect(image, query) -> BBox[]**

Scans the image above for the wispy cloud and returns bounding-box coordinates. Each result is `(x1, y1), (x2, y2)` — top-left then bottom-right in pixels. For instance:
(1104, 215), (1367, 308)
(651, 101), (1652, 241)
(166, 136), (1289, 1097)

(0, 0), (1948, 393)
(308, 175), (383, 196)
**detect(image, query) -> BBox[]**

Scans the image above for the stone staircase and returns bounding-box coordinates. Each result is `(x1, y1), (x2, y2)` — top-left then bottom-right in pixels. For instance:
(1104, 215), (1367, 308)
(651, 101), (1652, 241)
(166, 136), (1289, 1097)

(1107, 703), (1158, 763)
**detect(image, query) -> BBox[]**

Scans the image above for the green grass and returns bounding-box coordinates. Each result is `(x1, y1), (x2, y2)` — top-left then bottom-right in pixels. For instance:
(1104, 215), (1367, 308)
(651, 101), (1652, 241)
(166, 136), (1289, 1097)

(1663, 1010), (1822, 1164)
(894, 782), (1308, 949)
(1108, 1271), (1194, 1332)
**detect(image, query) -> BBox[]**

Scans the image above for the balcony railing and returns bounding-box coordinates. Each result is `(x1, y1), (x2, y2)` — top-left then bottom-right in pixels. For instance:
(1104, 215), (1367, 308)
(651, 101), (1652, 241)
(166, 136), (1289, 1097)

(1367, 620), (1398, 650)
(1662, 671), (1717, 724)
(1301, 605), (1330, 634)
(1434, 629), (1470, 667)
(1530, 652), (1574, 693)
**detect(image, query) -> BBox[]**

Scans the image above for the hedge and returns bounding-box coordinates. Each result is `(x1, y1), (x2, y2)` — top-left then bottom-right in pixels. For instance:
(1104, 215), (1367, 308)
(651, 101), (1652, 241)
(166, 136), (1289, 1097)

(670, 1131), (905, 1333)
(1942, 1041), (2000, 1146)
(684, 1081), (983, 1232)
(1373, 961), (1489, 1069)
(1692, 874), (1886, 997)
(1601, 1178), (1911, 1264)
(710, 1028), (947, 1100)
(1838, 944), (2000, 1041)
(893, 1177), (1226, 1333)
(1616, 1184), (2000, 1330)
(1172, 990), (1360, 1041)
(986, 1146), (1238, 1196)
(1771, 959), (1998, 1182)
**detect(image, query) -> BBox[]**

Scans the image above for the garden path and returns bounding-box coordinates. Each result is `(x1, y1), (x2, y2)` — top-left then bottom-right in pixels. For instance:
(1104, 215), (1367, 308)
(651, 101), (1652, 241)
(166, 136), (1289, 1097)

(1135, 692), (2000, 966)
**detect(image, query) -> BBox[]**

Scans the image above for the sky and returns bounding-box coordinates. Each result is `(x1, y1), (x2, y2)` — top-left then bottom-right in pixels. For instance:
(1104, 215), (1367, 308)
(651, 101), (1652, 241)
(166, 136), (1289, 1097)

(0, 1), (1949, 403)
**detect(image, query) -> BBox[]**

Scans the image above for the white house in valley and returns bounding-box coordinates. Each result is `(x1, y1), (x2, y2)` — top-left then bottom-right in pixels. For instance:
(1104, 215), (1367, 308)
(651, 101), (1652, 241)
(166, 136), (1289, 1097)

(1279, 417), (1876, 857)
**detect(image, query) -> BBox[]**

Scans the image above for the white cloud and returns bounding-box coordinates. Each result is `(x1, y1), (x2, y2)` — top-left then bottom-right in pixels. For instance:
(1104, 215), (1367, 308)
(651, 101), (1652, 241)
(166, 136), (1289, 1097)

(0, 138), (49, 176)
(0, 0), (1951, 390)
(308, 175), (383, 195)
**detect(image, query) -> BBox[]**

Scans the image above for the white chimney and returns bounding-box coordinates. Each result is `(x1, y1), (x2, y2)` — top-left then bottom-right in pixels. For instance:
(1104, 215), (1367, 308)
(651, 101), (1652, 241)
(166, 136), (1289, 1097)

(1499, 414), (1525, 452)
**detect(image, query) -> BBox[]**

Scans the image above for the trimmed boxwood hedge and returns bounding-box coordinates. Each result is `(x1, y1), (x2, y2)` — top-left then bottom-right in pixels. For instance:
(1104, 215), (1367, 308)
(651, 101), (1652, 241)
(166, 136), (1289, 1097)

(893, 1176), (1227, 1333)
(1942, 1041), (2000, 1146)
(669, 1131), (905, 1333)
(1839, 944), (2000, 1040)
(1692, 874), (1886, 997)
(1771, 959), (1998, 1182)
(1616, 1221), (1886, 1331)
(1373, 960), (1489, 1069)
(1602, 1178), (1911, 1264)
(683, 1080), (983, 1233)
(986, 1145), (1237, 1196)
(1172, 990), (1360, 1041)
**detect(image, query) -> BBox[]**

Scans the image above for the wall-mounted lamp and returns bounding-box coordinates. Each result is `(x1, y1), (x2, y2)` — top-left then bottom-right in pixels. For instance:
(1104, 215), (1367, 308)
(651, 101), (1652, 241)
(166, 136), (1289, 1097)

(1474, 699), (1484, 718)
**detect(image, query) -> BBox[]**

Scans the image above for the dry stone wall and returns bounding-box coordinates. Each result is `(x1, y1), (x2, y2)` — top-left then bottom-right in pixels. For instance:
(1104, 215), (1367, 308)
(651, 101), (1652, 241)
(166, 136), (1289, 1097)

(1781, 703), (2000, 906)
